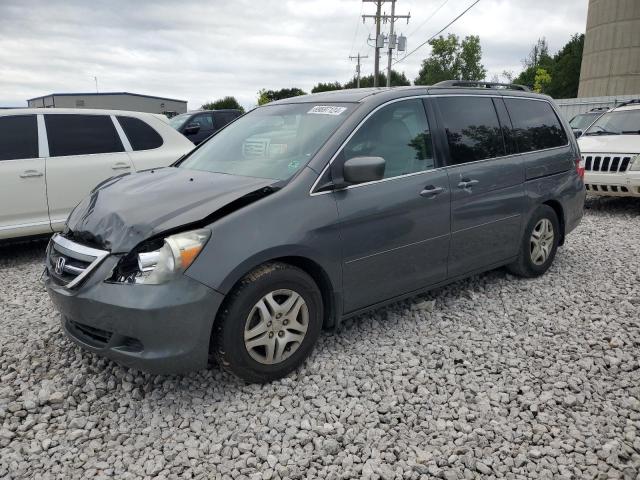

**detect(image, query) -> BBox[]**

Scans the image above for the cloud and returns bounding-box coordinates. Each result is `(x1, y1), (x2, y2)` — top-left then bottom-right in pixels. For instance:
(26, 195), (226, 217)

(0, 0), (588, 109)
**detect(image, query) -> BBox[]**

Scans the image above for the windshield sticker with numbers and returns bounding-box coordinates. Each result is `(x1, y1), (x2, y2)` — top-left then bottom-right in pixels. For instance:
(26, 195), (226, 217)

(307, 106), (347, 115)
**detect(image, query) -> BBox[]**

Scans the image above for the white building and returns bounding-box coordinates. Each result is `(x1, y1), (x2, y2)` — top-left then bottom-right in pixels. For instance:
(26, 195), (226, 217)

(27, 92), (187, 116)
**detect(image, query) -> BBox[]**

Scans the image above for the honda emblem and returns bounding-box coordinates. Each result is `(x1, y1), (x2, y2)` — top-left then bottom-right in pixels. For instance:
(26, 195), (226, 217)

(55, 257), (66, 275)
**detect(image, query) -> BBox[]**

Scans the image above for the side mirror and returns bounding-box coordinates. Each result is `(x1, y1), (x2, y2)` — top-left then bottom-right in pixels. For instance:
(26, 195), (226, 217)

(343, 156), (385, 184)
(184, 123), (201, 135)
(573, 129), (583, 138)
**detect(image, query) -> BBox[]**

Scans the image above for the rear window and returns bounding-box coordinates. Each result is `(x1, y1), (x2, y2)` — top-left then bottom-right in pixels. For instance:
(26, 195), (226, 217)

(0, 115), (38, 160)
(435, 96), (505, 165)
(505, 98), (568, 152)
(45, 114), (124, 157)
(117, 116), (164, 150)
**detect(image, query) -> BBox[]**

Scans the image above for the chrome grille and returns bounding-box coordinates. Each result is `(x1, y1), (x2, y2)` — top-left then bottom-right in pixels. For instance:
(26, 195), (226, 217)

(47, 234), (109, 289)
(582, 154), (633, 173)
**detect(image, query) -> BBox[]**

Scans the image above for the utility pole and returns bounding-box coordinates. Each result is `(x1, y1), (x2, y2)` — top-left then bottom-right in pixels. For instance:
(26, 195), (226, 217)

(362, 0), (382, 87)
(385, 0), (410, 87)
(349, 53), (369, 88)
(363, 0), (410, 88)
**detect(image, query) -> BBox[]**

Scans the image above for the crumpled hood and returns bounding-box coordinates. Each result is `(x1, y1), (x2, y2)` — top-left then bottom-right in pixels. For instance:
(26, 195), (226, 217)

(65, 167), (276, 253)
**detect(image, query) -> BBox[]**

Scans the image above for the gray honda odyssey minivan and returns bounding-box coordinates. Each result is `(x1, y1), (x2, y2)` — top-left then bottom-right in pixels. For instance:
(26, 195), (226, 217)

(45, 81), (585, 383)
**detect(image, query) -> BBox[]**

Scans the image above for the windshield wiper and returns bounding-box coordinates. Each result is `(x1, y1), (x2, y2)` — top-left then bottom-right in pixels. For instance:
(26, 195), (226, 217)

(584, 130), (620, 136)
(621, 130), (640, 134)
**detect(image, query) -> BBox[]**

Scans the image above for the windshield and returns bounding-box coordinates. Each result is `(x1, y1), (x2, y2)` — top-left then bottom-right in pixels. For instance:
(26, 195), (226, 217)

(178, 103), (355, 180)
(569, 112), (600, 130)
(584, 109), (640, 135)
(169, 113), (191, 130)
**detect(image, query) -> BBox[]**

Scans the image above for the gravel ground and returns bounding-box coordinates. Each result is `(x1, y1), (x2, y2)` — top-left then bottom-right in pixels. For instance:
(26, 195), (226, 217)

(1, 197), (639, 480)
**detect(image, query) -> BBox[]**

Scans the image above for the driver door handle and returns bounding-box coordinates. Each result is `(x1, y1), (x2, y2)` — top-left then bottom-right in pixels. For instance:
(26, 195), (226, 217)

(420, 185), (445, 198)
(458, 179), (479, 189)
(19, 170), (44, 178)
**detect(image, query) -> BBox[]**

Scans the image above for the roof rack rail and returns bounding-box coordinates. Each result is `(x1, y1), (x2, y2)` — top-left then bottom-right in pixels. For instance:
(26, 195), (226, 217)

(433, 80), (531, 92)
(616, 99), (640, 108)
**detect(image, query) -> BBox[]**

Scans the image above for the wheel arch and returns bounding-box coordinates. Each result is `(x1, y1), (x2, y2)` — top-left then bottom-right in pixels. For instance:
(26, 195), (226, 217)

(214, 251), (340, 331)
(542, 199), (565, 245)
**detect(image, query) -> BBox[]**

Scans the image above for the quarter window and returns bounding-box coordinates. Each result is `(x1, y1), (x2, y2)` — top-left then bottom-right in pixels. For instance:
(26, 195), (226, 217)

(435, 96), (505, 165)
(505, 98), (567, 152)
(0, 115), (38, 160)
(117, 116), (164, 150)
(343, 99), (434, 179)
(45, 115), (124, 157)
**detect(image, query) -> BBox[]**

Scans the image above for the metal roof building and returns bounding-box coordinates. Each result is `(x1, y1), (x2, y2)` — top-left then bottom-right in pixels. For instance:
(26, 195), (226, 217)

(26, 92), (187, 116)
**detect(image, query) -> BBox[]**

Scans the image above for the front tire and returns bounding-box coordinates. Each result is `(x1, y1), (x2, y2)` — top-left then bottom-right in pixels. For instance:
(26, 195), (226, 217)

(507, 205), (560, 278)
(212, 262), (323, 383)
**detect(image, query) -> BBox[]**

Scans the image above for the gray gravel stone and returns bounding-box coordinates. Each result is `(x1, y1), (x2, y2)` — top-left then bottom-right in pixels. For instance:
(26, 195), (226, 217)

(1, 197), (639, 479)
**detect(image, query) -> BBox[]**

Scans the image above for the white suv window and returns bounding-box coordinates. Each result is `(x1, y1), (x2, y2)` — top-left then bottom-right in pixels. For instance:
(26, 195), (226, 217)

(44, 114), (124, 157)
(0, 115), (39, 160)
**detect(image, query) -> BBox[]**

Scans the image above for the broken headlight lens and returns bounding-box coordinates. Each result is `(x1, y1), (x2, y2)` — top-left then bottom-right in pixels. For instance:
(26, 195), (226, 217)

(134, 228), (210, 285)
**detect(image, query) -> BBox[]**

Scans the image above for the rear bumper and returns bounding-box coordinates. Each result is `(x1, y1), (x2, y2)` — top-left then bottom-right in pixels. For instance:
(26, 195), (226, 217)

(584, 171), (640, 197)
(45, 261), (224, 374)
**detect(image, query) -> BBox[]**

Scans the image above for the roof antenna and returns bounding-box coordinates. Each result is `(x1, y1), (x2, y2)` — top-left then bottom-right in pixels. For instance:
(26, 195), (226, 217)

(94, 76), (99, 93)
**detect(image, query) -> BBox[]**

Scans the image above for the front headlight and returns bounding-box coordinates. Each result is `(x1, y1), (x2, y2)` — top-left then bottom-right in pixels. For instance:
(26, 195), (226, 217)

(134, 228), (211, 284)
(630, 154), (640, 171)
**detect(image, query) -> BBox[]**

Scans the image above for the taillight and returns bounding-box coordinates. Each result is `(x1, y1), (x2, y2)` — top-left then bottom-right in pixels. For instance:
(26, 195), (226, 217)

(576, 157), (585, 179)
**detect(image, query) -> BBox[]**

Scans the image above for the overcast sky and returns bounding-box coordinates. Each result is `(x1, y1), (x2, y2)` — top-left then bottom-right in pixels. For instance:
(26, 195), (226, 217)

(0, 0), (588, 110)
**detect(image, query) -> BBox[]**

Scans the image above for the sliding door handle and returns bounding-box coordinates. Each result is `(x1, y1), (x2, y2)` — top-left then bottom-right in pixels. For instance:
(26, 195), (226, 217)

(457, 179), (479, 189)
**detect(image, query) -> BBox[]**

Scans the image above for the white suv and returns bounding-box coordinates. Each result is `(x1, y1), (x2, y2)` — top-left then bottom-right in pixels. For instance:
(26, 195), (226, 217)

(578, 100), (640, 197)
(0, 108), (194, 240)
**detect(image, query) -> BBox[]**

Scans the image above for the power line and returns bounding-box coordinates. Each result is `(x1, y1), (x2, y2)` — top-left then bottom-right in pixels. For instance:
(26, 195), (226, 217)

(393, 0), (481, 66)
(406, 0), (449, 39)
(348, 2), (365, 57)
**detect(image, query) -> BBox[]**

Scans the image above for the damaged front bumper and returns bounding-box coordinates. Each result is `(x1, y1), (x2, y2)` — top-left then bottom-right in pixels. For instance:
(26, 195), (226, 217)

(44, 251), (225, 374)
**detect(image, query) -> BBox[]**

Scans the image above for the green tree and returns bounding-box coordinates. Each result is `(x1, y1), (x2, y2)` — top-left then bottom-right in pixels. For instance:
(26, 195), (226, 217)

(533, 68), (552, 93)
(257, 88), (306, 105)
(311, 81), (343, 93)
(201, 96), (244, 113)
(414, 34), (486, 85)
(514, 37), (554, 90)
(343, 70), (410, 88)
(546, 34), (584, 98)
(514, 34), (584, 97)
(459, 35), (486, 81)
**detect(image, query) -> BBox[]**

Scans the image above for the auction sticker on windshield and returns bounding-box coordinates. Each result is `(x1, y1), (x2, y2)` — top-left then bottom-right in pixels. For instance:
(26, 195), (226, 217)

(307, 106), (347, 115)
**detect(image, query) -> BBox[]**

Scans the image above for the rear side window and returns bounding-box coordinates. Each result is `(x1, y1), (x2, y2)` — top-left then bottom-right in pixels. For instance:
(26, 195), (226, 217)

(505, 99), (568, 152)
(45, 115), (124, 157)
(435, 97), (505, 165)
(0, 115), (38, 160)
(117, 116), (163, 150)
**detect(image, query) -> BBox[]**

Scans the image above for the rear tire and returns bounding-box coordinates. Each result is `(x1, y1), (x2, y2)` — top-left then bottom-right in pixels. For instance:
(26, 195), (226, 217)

(212, 262), (323, 383)
(507, 205), (560, 278)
